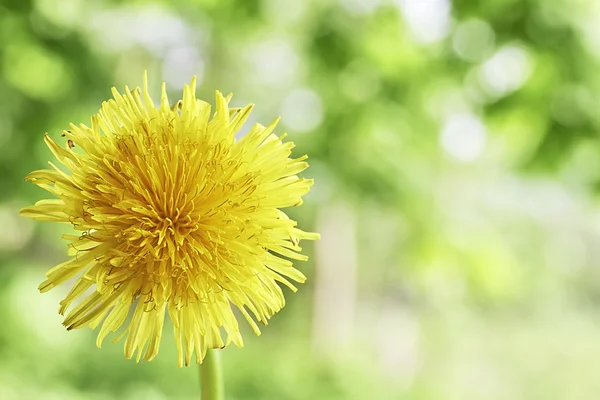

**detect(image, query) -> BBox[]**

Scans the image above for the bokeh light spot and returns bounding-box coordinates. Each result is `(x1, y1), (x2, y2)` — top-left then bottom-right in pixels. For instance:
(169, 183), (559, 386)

(396, 0), (452, 44)
(440, 113), (487, 162)
(246, 38), (300, 87)
(479, 45), (533, 98)
(453, 18), (495, 62)
(280, 89), (324, 133)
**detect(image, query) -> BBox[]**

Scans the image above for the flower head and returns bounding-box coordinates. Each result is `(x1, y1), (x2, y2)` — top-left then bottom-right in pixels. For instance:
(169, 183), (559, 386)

(20, 73), (318, 366)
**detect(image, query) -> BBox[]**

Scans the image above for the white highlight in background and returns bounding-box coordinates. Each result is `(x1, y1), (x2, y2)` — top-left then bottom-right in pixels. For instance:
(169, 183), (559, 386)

(280, 89), (324, 133)
(479, 45), (533, 98)
(340, 0), (382, 16)
(90, 6), (189, 55)
(396, 0), (452, 44)
(162, 45), (205, 89)
(453, 18), (495, 62)
(246, 38), (300, 87)
(440, 113), (487, 163)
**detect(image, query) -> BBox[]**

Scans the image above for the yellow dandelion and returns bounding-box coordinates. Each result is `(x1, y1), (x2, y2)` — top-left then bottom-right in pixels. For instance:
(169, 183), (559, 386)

(20, 73), (319, 367)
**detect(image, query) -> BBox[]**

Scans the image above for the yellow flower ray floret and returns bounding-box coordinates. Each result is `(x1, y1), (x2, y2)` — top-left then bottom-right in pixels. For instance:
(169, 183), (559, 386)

(20, 74), (319, 366)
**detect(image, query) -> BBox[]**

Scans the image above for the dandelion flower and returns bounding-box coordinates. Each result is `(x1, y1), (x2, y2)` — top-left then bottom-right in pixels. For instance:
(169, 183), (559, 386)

(20, 74), (319, 366)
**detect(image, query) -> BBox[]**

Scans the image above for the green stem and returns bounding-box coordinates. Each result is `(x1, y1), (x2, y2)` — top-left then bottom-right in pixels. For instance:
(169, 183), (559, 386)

(200, 349), (224, 400)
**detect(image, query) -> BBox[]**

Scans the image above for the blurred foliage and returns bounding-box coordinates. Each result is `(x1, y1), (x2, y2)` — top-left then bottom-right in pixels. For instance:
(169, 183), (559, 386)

(3, 0), (600, 399)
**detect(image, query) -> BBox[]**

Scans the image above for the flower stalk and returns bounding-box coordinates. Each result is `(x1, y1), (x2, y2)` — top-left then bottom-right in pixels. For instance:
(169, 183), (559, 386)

(200, 350), (224, 400)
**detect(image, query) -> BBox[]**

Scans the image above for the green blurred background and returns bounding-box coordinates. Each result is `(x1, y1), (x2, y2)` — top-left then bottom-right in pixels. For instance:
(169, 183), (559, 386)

(2, 0), (600, 399)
